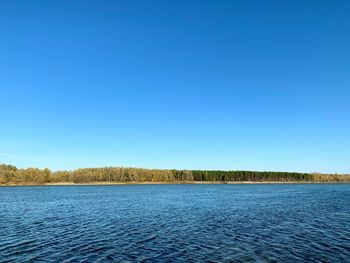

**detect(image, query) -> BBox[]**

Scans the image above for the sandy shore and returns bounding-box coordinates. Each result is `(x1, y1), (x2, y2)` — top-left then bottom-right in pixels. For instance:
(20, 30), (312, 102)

(1, 181), (348, 186)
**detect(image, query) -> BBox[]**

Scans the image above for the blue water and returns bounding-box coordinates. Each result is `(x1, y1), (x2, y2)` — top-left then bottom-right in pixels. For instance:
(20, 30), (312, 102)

(0, 184), (349, 262)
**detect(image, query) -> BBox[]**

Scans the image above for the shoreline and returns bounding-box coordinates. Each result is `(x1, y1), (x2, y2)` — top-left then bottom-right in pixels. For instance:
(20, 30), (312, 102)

(1, 181), (349, 186)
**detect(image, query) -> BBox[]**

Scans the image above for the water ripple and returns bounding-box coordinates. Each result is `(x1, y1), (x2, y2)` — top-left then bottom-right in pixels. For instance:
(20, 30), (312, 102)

(0, 184), (349, 262)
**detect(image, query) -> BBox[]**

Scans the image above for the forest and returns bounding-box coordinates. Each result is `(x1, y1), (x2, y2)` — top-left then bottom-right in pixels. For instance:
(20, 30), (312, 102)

(0, 164), (349, 185)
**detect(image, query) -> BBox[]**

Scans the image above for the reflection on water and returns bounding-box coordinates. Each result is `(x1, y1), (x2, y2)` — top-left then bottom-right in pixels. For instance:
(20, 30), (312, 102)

(0, 184), (349, 262)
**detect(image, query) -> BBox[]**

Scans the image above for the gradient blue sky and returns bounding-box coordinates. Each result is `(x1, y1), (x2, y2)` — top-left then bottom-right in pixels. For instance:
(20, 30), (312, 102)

(1, 0), (349, 172)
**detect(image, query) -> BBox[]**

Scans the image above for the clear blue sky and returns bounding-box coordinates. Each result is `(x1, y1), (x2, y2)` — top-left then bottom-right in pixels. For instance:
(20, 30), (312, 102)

(1, 0), (349, 173)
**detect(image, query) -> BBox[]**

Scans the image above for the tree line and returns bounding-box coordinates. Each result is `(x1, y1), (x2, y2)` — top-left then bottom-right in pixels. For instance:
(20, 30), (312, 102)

(0, 164), (349, 184)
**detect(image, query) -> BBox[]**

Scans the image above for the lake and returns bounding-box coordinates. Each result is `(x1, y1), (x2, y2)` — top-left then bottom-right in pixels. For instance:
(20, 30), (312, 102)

(0, 184), (349, 262)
